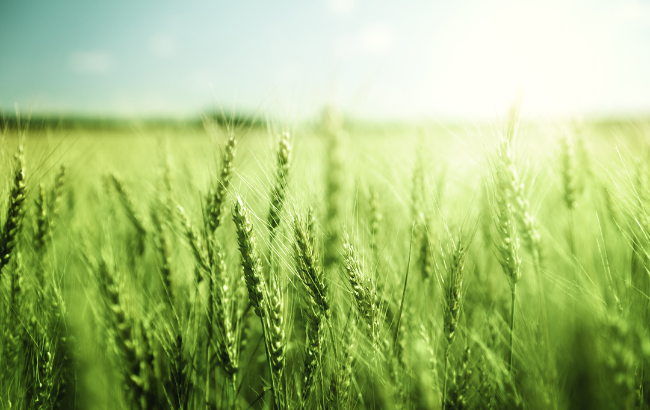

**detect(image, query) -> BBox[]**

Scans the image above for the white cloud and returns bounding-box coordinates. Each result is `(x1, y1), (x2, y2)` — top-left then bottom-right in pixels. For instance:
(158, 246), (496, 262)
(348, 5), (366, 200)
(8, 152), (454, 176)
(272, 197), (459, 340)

(335, 25), (395, 58)
(359, 26), (394, 52)
(184, 69), (220, 89)
(69, 51), (114, 74)
(150, 34), (177, 57)
(327, 0), (355, 14)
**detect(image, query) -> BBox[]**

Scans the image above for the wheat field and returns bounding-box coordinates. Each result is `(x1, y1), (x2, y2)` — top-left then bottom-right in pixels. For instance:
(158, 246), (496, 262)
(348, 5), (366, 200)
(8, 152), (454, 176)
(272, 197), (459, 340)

(0, 111), (648, 409)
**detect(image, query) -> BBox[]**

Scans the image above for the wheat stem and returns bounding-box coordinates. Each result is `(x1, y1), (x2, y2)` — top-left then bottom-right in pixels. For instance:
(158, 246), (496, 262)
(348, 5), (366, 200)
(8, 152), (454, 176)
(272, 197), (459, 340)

(533, 248), (553, 387)
(394, 223), (415, 348)
(442, 345), (450, 408)
(509, 284), (517, 374)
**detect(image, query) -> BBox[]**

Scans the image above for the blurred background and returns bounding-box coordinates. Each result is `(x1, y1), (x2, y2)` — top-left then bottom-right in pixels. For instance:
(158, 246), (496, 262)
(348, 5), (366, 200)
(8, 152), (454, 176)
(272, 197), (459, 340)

(1, 0), (650, 122)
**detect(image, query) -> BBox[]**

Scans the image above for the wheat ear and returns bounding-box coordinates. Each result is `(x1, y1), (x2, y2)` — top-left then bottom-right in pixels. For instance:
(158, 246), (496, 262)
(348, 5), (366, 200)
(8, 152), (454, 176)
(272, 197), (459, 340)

(268, 131), (292, 240)
(151, 203), (175, 311)
(343, 232), (378, 343)
(48, 164), (67, 221)
(293, 213), (329, 316)
(494, 131), (522, 374)
(0, 146), (27, 276)
(232, 196), (284, 407)
(441, 238), (469, 407)
(232, 196), (267, 318)
(324, 131), (342, 271)
(560, 133), (579, 259)
(109, 173), (148, 255)
(34, 183), (49, 255)
(206, 134), (236, 233)
(292, 211), (328, 404)
(97, 259), (150, 409)
(500, 125), (552, 383)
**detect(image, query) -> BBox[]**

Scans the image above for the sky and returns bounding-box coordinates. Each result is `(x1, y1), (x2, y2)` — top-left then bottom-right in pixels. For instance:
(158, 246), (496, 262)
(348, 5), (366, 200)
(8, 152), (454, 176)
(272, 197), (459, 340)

(1, 0), (650, 121)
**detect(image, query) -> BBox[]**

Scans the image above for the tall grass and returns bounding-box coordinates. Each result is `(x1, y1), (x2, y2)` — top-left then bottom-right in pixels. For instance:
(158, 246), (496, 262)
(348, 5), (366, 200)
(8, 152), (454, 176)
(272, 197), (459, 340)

(2, 115), (650, 410)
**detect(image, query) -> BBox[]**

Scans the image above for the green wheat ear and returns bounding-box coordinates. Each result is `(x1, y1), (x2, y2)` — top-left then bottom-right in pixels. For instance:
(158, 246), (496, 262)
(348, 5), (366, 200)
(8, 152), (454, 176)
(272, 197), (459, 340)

(0, 146), (27, 276)
(493, 131), (522, 374)
(293, 209), (328, 405)
(292, 211), (329, 316)
(96, 257), (151, 408)
(109, 173), (148, 256)
(206, 134), (236, 233)
(268, 131), (292, 239)
(441, 237), (469, 408)
(343, 232), (379, 343)
(232, 196), (267, 318)
(560, 133), (579, 211)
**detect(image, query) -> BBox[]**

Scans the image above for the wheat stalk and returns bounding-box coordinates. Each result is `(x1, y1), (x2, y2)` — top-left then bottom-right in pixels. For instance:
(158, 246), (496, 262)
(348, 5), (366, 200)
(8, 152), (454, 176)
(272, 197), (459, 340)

(329, 314), (355, 408)
(178, 206), (211, 276)
(165, 335), (192, 410)
(419, 217), (434, 282)
(268, 131), (292, 240)
(34, 183), (49, 255)
(493, 131), (522, 374)
(324, 130), (342, 271)
(499, 123), (552, 383)
(109, 173), (148, 255)
(444, 346), (471, 410)
(560, 133), (579, 257)
(109, 173), (148, 236)
(0, 146), (27, 276)
(206, 134), (236, 233)
(232, 196), (267, 318)
(293, 213), (329, 316)
(343, 232), (378, 343)
(411, 147), (426, 225)
(441, 238), (469, 407)
(48, 164), (67, 222)
(232, 195), (288, 408)
(2, 252), (23, 378)
(267, 273), (286, 408)
(151, 203), (175, 311)
(96, 258), (151, 409)
(292, 211), (328, 405)
(369, 188), (382, 265)
(210, 242), (238, 376)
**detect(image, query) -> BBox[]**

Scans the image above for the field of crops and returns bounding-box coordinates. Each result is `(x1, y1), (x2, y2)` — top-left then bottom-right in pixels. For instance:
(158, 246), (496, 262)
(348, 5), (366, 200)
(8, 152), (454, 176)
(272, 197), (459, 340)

(0, 111), (648, 409)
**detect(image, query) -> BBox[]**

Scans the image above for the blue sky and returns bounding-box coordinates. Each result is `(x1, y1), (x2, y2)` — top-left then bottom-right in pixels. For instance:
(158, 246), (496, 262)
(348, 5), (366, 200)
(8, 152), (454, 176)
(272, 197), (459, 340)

(1, 0), (650, 120)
